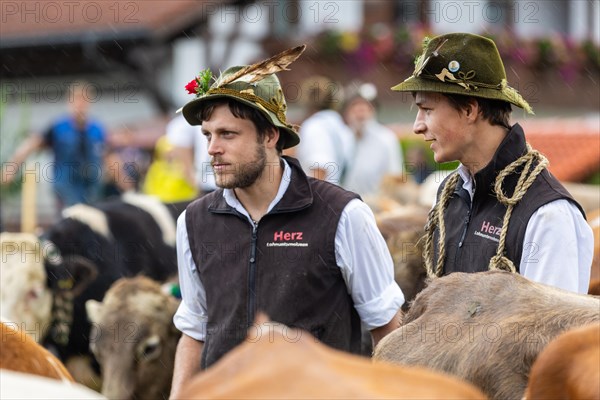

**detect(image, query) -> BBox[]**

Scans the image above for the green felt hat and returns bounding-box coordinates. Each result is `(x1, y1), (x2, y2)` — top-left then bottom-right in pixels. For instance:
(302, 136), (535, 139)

(181, 67), (300, 149)
(181, 45), (306, 149)
(392, 33), (533, 114)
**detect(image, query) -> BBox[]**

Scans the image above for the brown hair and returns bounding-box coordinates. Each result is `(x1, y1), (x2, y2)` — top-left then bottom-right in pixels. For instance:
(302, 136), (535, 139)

(443, 94), (512, 129)
(197, 99), (284, 152)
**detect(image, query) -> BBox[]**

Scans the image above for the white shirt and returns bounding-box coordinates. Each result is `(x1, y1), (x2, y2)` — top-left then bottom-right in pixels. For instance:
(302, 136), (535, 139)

(457, 164), (593, 293)
(295, 110), (355, 185)
(166, 114), (216, 192)
(343, 119), (403, 196)
(173, 159), (404, 341)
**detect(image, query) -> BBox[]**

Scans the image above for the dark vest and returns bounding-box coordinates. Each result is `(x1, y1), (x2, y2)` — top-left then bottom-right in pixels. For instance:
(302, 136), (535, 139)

(434, 124), (585, 274)
(185, 157), (362, 368)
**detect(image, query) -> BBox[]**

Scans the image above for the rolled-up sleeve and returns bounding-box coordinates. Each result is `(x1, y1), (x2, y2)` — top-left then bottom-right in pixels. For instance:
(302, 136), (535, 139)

(335, 199), (405, 330)
(173, 210), (208, 341)
(520, 199), (593, 294)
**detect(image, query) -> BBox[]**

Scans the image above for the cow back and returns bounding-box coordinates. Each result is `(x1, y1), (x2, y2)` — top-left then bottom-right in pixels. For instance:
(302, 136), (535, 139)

(525, 323), (600, 400)
(374, 271), (600, 400)
(0, 322), (73, 381)
(181, 314), (486, 399)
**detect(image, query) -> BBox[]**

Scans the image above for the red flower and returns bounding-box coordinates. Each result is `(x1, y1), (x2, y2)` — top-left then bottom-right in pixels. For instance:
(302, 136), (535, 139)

(185, 79), (199, 95)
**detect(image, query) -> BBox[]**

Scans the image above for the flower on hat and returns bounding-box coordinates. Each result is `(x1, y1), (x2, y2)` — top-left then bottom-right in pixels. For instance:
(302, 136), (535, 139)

(184, 79), (198, 95)
(185, 68), (214, 97)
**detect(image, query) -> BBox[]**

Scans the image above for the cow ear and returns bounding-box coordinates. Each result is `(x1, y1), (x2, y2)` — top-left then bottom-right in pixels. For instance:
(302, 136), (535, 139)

(86, 300), (103, 324)
(65, 255), (99, 297)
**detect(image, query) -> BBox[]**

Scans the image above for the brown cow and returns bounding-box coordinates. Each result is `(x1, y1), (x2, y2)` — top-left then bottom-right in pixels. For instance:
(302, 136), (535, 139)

(0, 321), (73, 381)
(373, 271), (600, 400)
(375, 205), (429, 309)
(525, 323), (600, 400)
(86, 276), (180, 400)
(589, 279), (600, 296)
(179, 313), (487, 399)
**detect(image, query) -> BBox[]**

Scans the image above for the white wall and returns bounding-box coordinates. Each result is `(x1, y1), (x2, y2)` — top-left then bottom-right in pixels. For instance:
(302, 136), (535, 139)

(172, 37), (207, 109)
(513, 0), (568, 38)
(298, 0), (364, 35)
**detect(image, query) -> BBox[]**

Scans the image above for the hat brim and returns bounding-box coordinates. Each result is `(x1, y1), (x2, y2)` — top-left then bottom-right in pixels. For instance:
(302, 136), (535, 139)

(181, 93), (300, 149)
(392, 76), (533, 114)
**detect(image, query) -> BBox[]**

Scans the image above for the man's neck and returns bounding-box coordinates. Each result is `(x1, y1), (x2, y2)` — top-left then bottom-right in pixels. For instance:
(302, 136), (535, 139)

(233, 158), (284, 222)
(463, 123), (510, 176)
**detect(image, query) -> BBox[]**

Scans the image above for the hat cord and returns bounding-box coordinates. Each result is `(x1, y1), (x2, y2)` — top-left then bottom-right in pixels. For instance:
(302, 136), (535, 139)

(423, 144), (548, 278)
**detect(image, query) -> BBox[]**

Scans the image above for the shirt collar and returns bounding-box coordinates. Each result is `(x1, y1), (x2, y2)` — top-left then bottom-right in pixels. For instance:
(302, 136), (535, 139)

(222, 158), (292, 223)
(457, 163), (475, 201)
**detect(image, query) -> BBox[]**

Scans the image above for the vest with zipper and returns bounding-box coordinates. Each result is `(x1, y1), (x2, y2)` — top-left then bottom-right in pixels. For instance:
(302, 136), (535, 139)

(434, 124), (585, 274)
(186, 156), (362, 368)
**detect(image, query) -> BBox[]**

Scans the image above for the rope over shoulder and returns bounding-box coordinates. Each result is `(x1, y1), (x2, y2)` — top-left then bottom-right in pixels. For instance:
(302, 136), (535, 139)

(423, 144), (549, 277)
(488, 144), (548, 272)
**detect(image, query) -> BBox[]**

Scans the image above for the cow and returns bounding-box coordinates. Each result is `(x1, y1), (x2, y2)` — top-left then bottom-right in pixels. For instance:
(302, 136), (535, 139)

(0, 321), (73, 381)
(1, 232), (54, 342)
(373, 271), (600, 400)
(179, 313), (487, 399)
(1, 231), (100, 387)
(85, 276), (180, 400)
(525, 323), (600, 400)
(1, 194), (187, 387)
(42, 194), (183, 354)
(589, 279), (600, 296)
(375, 205), (429, 310)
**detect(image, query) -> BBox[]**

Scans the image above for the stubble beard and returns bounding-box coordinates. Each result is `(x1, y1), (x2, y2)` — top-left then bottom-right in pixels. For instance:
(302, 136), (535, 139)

(215, 143), (267, 189)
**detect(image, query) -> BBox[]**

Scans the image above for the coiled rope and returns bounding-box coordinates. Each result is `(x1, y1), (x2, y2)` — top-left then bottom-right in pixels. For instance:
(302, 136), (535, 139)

(423, 144), (548, 278)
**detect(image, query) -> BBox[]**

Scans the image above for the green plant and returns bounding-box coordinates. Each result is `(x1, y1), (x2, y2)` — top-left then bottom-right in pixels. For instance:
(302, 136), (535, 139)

(0, 87), (31, 200)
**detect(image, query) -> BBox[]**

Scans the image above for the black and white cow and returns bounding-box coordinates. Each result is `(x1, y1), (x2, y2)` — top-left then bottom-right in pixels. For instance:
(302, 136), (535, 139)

(2, 193), (189, 384)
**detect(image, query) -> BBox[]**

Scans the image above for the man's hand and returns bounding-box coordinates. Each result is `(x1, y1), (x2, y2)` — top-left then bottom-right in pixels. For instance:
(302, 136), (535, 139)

(370, 309), (403, 349)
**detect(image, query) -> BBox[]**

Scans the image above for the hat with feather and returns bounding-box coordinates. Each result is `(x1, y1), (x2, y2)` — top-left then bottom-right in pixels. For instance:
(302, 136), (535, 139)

(392, 33), (533, 114)
(180, 45), (306, 149)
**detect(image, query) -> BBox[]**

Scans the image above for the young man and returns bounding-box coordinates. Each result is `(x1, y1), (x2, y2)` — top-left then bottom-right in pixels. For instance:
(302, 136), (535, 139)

(169, 47), (404, 398)
(392, 33), (593, 293)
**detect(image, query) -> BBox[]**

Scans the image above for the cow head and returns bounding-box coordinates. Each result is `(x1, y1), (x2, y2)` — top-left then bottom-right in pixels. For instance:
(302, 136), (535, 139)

(1, 232), (53, 342)
(86, 276), (180, 400)
(0, 232), (99, 345)
(43, 249), (99, 347)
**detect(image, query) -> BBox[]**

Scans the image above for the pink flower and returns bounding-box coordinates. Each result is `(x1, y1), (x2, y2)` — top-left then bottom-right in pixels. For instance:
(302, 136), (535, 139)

(185, 79), (199, 95)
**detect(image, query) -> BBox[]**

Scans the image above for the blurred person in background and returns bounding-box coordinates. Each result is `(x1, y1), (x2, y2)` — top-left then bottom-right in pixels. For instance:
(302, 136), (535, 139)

(165, 113), (216, 196)
(142, 135), (198, 202)
(405, 145), (434, 184)
(101, 147), (139, 198)
(1, 81), (106, 214)
(295, 76), (354, 184)
(393, 32), (592, 293)
(341, 82), (404, 196)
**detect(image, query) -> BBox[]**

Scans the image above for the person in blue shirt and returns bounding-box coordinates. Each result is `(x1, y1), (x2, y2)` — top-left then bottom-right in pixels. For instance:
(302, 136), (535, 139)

(2, 82), (106, 213)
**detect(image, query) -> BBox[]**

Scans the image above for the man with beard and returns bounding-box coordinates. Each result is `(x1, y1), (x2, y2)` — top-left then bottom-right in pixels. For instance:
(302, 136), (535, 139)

(169, 47), (404, 398)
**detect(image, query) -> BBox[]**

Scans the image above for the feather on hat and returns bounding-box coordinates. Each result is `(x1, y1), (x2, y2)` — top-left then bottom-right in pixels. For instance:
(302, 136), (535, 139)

(180, 45), (306, 149)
